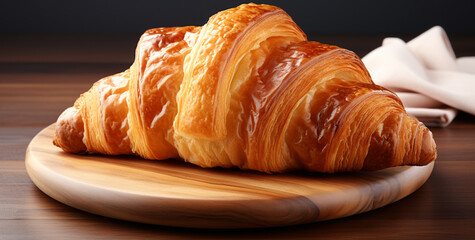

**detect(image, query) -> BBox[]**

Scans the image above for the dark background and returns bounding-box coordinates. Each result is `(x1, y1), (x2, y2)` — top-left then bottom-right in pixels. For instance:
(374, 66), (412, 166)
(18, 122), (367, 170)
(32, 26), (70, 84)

(1, 0), (474, 34)
(1, 0), (474, 68)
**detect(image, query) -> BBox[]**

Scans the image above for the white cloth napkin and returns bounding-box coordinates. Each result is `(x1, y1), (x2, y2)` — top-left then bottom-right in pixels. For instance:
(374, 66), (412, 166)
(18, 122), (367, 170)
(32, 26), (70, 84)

(362, 26), (475, 127)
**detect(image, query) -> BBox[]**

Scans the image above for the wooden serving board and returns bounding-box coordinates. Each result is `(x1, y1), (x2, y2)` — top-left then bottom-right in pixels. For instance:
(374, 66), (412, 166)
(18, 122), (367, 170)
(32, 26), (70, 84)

(25, 124), (434, 228)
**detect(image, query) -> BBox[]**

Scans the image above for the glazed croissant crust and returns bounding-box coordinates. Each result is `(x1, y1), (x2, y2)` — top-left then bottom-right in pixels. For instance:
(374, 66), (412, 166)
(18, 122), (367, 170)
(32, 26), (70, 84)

(53, 3), (437, 173)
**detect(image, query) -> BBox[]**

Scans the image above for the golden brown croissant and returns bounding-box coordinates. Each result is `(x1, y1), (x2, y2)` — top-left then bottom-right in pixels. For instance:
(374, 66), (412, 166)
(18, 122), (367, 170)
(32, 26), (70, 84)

(53, 3), (437, 173)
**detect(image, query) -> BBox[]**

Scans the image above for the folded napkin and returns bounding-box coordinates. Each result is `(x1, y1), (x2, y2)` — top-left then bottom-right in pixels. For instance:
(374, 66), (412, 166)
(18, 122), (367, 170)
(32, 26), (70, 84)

(362, 26), (475, 127)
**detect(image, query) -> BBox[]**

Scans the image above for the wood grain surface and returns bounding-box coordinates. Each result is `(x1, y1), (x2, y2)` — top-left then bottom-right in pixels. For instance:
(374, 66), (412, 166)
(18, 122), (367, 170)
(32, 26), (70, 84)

(26, 125), (434, 228)
(1, 33), (475, 239)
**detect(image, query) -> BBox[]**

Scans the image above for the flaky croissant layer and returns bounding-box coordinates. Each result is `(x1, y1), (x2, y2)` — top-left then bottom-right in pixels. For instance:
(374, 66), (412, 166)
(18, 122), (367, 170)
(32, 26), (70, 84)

(53, 3), (436, 173)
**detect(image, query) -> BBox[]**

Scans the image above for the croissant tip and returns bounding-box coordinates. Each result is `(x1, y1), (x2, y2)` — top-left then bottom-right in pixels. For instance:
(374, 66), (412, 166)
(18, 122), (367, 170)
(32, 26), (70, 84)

(54, 108), (87, 154)
(419, 129), (437, 165)
(52, 136), (59, 148)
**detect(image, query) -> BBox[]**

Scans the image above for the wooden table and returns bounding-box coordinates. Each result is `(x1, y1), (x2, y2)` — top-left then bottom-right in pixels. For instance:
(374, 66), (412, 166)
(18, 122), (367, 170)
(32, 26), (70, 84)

(1, 33), (474, 239)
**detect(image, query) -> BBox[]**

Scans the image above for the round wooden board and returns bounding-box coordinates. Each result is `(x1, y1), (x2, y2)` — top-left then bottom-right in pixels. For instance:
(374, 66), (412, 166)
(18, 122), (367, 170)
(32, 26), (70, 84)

(25, 124), (434, 228)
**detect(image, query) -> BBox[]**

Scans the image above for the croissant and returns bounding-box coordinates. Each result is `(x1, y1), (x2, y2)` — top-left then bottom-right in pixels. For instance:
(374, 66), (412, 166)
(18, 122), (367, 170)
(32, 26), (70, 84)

(53, 3), (437, 173)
